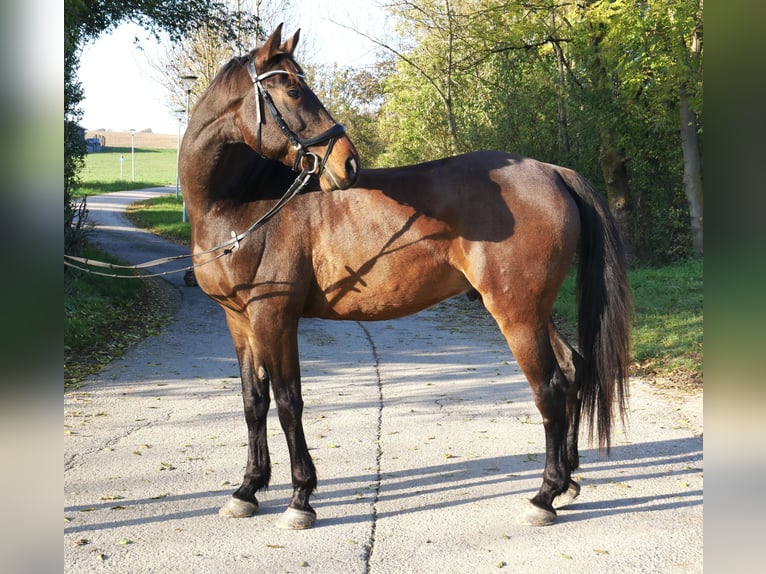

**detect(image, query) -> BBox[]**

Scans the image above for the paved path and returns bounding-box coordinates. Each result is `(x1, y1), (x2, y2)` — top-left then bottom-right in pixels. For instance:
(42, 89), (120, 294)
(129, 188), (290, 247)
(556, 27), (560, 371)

(65, 189), (703, 573)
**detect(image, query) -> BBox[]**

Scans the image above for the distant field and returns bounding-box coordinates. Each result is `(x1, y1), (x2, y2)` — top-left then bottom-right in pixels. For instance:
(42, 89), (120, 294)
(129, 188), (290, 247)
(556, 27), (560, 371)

(86, 130), (178, 149)
(77, 131), (179, 194)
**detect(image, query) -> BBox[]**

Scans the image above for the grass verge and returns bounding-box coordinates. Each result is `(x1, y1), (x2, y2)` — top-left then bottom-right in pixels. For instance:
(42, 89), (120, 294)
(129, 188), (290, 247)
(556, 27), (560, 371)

(126, 194), (191, 244)
(553, 259), (703, 389)
(64, 246), (179, 389)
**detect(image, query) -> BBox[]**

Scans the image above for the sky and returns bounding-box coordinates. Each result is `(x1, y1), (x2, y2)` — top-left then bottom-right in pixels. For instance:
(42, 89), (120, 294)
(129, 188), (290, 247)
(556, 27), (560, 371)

(78, 1), (386, 135)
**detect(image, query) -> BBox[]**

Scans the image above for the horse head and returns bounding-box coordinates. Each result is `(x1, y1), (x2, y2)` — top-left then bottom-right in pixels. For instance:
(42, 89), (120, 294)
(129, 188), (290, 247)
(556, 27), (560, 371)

(237, 24), (360, 191)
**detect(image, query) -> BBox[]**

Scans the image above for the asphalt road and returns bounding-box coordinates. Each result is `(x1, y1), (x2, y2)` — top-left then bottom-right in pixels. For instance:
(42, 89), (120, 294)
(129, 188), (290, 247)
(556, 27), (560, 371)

(65, 188), (703, 573)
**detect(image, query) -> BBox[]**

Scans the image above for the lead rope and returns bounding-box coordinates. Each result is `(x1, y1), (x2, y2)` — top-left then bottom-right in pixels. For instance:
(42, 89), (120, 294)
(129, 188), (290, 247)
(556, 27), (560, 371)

(63, 168), (313, 280)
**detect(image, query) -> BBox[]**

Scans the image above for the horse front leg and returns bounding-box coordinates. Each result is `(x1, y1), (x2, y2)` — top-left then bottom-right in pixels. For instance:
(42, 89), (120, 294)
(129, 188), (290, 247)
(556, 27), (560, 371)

(219, 313), (272, 518)
(270, 325), (318, 529)
(273, 384), (317, 529)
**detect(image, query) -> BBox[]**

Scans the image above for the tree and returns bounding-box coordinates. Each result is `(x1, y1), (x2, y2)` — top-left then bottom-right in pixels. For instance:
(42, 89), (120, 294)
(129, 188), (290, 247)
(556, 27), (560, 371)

(64, 0), (258, 260)
(572, 0), (703, 258)
(358, 0), (485, 159)
(308, 62), (391, 168)
(674, 0), (704, 255)
(367, 0), (701, 263)
(144, 1), (291, 118)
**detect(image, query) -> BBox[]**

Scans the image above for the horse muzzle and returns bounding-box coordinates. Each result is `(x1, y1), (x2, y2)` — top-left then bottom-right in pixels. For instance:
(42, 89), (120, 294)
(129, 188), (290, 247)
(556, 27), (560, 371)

(314, 132), (360, 191)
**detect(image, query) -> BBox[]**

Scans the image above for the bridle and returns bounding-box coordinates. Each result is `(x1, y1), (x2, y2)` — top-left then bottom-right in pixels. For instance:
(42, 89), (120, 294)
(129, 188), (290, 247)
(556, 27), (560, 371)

(246, 57), (347, 175)
(63, 55), (351, 280)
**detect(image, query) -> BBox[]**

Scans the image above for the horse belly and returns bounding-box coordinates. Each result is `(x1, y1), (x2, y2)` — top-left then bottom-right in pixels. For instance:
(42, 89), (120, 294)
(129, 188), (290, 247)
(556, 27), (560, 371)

(306, 256), (469, 321)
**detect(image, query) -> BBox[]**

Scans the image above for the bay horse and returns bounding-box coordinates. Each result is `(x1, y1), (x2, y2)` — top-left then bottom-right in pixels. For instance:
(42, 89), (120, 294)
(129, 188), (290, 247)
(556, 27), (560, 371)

(179, 25), (632, 529)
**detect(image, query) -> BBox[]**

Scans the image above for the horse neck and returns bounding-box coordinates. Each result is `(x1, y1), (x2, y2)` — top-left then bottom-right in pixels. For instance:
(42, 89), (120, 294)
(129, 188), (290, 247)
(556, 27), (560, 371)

(181, 99), (253, 211)
(181, 112), (303, 216)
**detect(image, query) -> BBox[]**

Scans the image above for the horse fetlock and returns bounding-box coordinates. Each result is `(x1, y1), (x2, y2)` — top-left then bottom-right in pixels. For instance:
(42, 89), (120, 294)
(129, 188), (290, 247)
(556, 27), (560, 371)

(553, 480), (581, 509)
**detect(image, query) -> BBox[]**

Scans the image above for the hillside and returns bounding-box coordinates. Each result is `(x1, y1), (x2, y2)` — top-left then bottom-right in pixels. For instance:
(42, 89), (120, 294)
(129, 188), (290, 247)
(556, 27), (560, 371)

(85, 130), (178, 150)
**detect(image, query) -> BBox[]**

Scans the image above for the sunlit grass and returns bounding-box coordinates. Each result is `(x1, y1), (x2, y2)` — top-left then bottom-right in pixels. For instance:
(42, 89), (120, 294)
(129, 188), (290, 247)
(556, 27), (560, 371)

(75, 147), (178, 195)
(554, 259), (702, 379)
(126, 194), (191, 244)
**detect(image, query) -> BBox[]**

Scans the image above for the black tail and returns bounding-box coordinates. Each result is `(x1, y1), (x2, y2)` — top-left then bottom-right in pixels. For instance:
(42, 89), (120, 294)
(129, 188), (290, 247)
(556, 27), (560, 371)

(558, 168), (633, 451)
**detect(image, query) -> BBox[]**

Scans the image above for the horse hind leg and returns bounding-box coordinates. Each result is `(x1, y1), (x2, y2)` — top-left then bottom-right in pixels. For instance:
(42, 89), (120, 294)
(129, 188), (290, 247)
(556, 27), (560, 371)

(549, 320), (583, 509)
(488, 313), (574, 526)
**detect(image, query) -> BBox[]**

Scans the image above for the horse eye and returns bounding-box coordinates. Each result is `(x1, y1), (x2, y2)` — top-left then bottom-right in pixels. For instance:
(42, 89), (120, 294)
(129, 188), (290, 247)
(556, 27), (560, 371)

(287, 88), (301, 99)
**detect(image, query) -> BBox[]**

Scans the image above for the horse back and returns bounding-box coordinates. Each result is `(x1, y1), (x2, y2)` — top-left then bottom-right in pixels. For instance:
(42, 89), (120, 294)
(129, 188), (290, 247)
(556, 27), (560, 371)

(301, 151), (580, 320)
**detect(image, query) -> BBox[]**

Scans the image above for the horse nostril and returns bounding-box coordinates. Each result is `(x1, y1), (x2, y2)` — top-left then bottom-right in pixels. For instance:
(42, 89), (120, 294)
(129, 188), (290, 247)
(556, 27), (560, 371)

(345, 156), (359, 183)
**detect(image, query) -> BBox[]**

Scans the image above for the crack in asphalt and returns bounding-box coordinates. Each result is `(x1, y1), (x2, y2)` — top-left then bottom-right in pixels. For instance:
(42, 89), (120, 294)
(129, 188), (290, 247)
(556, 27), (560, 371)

(357, 322), (383, 574)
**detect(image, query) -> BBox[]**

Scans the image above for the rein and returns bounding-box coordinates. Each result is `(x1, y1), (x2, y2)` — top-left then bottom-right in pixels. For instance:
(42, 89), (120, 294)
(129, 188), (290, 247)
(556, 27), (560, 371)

(63, 169), (313, 280)
(65, 55), (347, 281)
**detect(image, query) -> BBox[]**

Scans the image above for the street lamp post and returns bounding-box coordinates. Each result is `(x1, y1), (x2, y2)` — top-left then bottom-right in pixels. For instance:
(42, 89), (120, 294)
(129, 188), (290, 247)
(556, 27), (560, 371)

(174, 109), (185, 200)
(130, 128), (135, 182)
(179, 75), (198, 223)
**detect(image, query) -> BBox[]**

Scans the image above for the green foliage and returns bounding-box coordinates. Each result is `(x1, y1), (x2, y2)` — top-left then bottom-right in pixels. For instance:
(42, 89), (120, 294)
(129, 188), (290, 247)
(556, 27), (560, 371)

(554, 259), (702, 378)
(308, 63), (390, 169)
(333, 0), (702, 265)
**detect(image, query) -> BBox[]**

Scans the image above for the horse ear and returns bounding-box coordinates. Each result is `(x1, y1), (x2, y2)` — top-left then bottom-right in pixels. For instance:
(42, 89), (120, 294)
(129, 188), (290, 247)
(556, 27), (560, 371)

(282, 29), (300, 55)
(258, 23), (284, 65)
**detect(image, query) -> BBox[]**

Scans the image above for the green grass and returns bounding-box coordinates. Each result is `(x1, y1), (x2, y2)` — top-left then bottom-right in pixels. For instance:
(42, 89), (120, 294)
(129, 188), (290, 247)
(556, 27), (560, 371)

(64, 246), (178, 388)
(65, 247), (143, 353)
(75, 147), (178, 196)
(126, 194), (191, 244)
(554, 259), (703, 381)
(629, 260), (703, 375)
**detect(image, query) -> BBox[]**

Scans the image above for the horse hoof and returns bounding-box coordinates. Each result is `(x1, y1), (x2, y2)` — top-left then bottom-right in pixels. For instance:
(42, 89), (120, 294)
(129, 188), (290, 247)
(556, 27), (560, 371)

(554, 480), (581, 509)
(518, 501), (557, 526)
(218, 496), (258, 518)
(276, 507), (316, 530)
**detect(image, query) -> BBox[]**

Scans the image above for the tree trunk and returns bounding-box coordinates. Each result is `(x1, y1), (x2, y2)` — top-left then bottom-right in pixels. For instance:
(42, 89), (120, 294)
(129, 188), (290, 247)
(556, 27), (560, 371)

(599, 130), (634, 259)
(679, 88), (703, 256)
(446, 98), (459, 155)
(553, 41), (570, 156)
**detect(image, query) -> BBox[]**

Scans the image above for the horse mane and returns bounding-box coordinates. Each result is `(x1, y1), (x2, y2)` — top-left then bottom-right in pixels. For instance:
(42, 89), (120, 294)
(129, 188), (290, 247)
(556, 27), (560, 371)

(205, 54), (251, 98)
